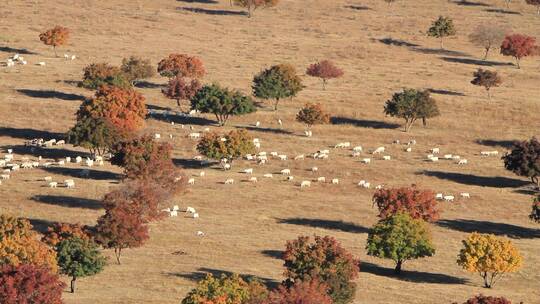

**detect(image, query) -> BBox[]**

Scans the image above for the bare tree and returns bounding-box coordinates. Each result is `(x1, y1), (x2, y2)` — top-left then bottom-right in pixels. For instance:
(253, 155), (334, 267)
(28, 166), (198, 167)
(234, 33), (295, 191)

(469, 23), (509, 60)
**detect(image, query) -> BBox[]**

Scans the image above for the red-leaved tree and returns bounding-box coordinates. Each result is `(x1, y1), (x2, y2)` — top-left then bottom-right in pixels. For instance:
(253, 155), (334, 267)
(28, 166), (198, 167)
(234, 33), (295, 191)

(306, 60), (344, 90)
(500, 34), (538, 69)
(459, 294), (512, 304)
(263, 279), (332, 304)
(372, 185), (440, 222)
(42, 222), (91, 247)
(0, 264), (65, 304)
(162, 76), (201, 111)
(526, 0), (540, 14)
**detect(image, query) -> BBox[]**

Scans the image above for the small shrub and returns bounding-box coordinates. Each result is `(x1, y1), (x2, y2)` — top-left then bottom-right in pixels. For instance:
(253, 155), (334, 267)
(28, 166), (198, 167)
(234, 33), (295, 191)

(427, 16), (456, 49)
(471, 69), (502, 100)
(500, 34), (538, 69)
(80, 63), (131, 90)
(0, 264), (65, 304)
(460, 294), (512, 304)
(39, 25), (69, 57)
(306, 60), (344, 89)
(296, 103), (330, 128)
(262, 279), (332, 304)
(383, 88), (440, 132)
(233, 0), (279, 17)
(531, 196), (540, 223)
(372, 185), (439, 222)
(121, 56), (155, 85)
(253, 63), (303, 111)
(197, 130), (256, 163)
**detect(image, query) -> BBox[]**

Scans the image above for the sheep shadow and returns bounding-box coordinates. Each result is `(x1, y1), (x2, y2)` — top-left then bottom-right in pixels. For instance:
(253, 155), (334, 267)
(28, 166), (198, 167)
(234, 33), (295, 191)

(177, 0), (218, 3)
(26, 218), (58, 233)
(344, 5), (371, 10)
(261, 250), (284, 260)
(453, 0), (491, 6)
(412, 47), (470, 57)
(436, 219), (540, 239)
(173, 158), (214, 169)
(177, 7), (248, 16)
(166, 267), (279, 288)
(361, 262), (468, 284)
(236, 126), (295, 136)
(484, 8), (521, 15)
(475, 139), (516, 149)
(0, 127), (64, 141)
(31, 195), (102, 210)
(331, 117), (400, 130)
(440, 57), (514, 67)
(42, 167), (122, 181)
(0, 46), (38, 55)
(427, 88), (465, 96)
(421, 170), (530, 188)
(377, 38), (419, 47)
(135, 81), (165, 89)
(277, 218), (369, 234)
(17, 89), (86, 101)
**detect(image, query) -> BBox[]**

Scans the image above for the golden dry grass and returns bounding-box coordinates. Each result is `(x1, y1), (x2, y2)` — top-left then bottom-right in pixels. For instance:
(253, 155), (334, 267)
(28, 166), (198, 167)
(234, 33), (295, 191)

(0, 0), (539, 303)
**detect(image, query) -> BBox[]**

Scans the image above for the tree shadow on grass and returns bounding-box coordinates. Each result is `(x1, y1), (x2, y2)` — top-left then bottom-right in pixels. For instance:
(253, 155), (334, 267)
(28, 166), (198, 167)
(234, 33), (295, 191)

(344, 5), (371, 10)
(17, 89), (86, 101)
(135, 81), (165, 89)
(173, 158), (215, 169)
(436, 219), (540, 239)
(148, 112), (217, 126)
(441, 57), (514, 67)
(236, 126), (295, 136)
(474, 139), (517, 149)
(484, 8), (521, 15)
(26, 218), (58, 233)
(166, 267), (279, 288)
(42, 167), (122, 181)
(177, 0), (218, 3)
(261, 250), (284, 260)
(31, 195), (102, 210)
(377, 38), (419, 47)
(277, 218), (369, 234)
(453, 0), (491, 6)
(2, 145), (89, 160)
(361, 262), (468, 284)
(412, 47), (471, 57)
(177, 7), (248, 16)
(331, 116), (400, 130)
(421, 170), (530, 188)
(427, 88), (465, 96)
(0, 127), (64, 141)
(0, 46), (38, 55)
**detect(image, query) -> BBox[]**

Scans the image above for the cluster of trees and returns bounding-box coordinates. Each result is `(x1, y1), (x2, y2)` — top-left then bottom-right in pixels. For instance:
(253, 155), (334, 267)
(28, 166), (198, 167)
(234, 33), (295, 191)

(80, 57), (154, 90)
(159, 54), (205, 112)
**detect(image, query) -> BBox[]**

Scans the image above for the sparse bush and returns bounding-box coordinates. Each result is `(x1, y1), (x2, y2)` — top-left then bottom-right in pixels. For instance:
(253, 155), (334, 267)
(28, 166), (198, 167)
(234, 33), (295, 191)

(283, 235), (360, 304)
(157, 54), (205, 79)
(502, 137), (540, 188)
(457, 233), (522, 288)
(121, 56), (155, 85)
(0, 264), (65, 304)
(306, 60), (344, 90)
(197, 130), (256, 163)
(191, 84), (256, 126)
(460, 294), (512, 304)
(500, 34), (538, 69)
(181, 273), (268, 304)
(383, 88), (440, 132)
(80, 63), (131, 90)
(427, 16), (456, 49)
(468, 23), (509, 60)
(56, 237), (106, 293)
(162, 76), (201, 111)
(531, 196), (540, 223)
(262, 279), (332, 304)
(526, 0), (540, 14)
(366, 213), (435, 275)
(253, 64), (303, 111)
(42, 222), (91, 247)
(233, 0), (279, 17)
(67, 116), (122, 155)
(296, 103), (330, 129)
(39, 25), (69, 57)
(471, 68), (502, 100)
(372, 185), (439, 222)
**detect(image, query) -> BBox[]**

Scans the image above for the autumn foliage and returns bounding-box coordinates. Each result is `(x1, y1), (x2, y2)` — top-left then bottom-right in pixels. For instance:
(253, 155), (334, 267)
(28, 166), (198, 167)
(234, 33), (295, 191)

(0, 264), (65, 304)
(283, 235), (360, 304)
(459, 294), (512, 304)
(471, 69), (502, 100)
(42, 222), (91, 247)
(457, 233), (523, 288)
(80, 63), (131, 90)
(500, 34), (538, 68)
(162, 77), (202, 110)
(121, 56), (155, 85)
(306, 60), (344, 89)
(296, 103), (330, 128)
(372, 185), (439, 222)
(157, 54), (206, 79)
(263, 279), (332, 304)
(39, 25), (69, 56)
(181, 274), (268, 304)
(197, 130), (256, 163)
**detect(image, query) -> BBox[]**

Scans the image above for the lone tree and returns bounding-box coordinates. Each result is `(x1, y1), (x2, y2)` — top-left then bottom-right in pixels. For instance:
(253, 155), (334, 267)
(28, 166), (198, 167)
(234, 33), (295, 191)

(459, 294), (512, 304)
(67, 117), (122, 156)
(502, 137), (540, 188)
(42, 222), (91, 247)
(191, 84), (256, 126)
(283, 235), (360, 304)
(0, 264), (66, 304)
(157, 54), (205, 79)
(427, 16), (456, 49)
(468, 23), (509, 60)
(457, 233), (522, 288)
(56, 237), (106, 293)
(80, 63), (131, 90)
(121, 56), (155, 85)
(296, 103), (330, 132)
(366, 213), (435, 275)
(383, 88), (440, 132)
(526, 0), (540, 14)
(0, 215), (58, 272)
(162, 77), (201, 111)
(39, 25), (69, 57)
(197, 130), (256, 164)
(253, 63), (303, 111)
(306, 60), (344, 90)
(233, 0), (279, 17)
(181, 273), (268, 304)
(500, 34), (538, 69)
(471, 68), (502, 101)
(263, 279), (332, 304)
(372, 185), (439, 222)
(95, 204), (149, 264)
(531, 196), (540, 223)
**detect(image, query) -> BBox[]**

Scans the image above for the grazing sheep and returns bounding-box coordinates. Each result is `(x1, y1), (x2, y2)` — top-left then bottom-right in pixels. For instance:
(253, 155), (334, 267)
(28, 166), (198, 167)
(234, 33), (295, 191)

(65, 180), (75, 188)
(85, 159), (94, 167)
(358, 180), (366, 186)
(444, 195), (455, 202)
(193, 156), (203, 161)
(75, 156), (82, 163)
(304, 130), (313, 137)
(300, 180), (311, 188)
(373, 147), (385, 154)
(58, 160), (65, 166)
(287, 176), (294, 181)
(353, 146), (363, 152)
(263, 173), (273, 178)
(223, 164), (231, 170)
(11, 165), (19, 171)
(196, 231), (205, 236)
(317, 177), (326, 183)
(56, 140), (65, 145)
(408, 140), (417, 145)
(169, 210), (178, 217)
(225, 178), (234, 184)
(44, 176), (52, 182)
(48, 182), (58, 188)
(258, 159), (267, 165)
(249, 176), (258, 183)
(361, 158), (371, 164)
(431, 148), (440, 154)
(444, 154), (453, 159)
(383, 155), (391, 160)
(405, 147), (412, 152)
(458, 159), (468, 165)
(186, 207), (196, 213)
(188, 178), (195, 185)
(192, 213), (200, 218)
(278, 154), (287, 161)
(294, 154), (304, 160)
(1, 174), (10, 180)
(254, 142), (261, 149)
(331, 178), (339, 184)
(280, 169), (291, 175)
(452, 155), (461, 160)
(334, 142), (351, 148)
(0, 160), (5, 166)
(188, 133), (201, 139)
(352, 151), (361, 157)
(436, 193), (443, 200)
(311, 167), (318, 172)
(429, 157), (439, 162)
(66, 157), (71, 163)
(255, 121), (260, 127)
(199, 171), (205, 177)
(3, 169), (10, 174)
(172, 205), (180, 211)
(375, 184), (384, 190)
(460, 192), (470, 198)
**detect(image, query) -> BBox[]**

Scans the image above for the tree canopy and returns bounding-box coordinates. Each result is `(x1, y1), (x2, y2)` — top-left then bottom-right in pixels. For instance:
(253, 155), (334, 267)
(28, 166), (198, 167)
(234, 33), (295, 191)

(197, 130), (256, 163)
(384, 88), (440, 132)
(372, 185), (439, 222)
(502, 137), (540, 187)
(253, 64), (303, 110)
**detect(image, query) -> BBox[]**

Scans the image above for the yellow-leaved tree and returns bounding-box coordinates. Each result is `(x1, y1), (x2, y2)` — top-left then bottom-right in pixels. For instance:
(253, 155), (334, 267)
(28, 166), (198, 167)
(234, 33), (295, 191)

(457, 232), (522, 288)
(0, 215), (58, 272)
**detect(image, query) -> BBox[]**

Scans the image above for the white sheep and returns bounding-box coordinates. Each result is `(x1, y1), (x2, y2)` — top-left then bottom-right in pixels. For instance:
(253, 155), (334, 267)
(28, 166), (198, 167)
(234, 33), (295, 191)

(405, 147), (412, 152)
(444, 154), (453, 159)
(48, 182), (58, 188)
(186, 207), (196, 213)
(225, 178), (234, 184)
(304, 130), (313, 137)
(383, 155), (391, 161)
(263, 173), (273, 178)
(188, 178), (195, 185)
(458, 159), (468, 165)
(1, 174), (10, 180)
(331, 178), (339, 184)
(199, 171), (205, 177)
(444, 195), (455, 202)
(373, 147), (385, 154)
(44, 176), (52, 182)
(460, 193), (470, 198)
(280, 169), (291, 175)
(66, 157), (71, 163)
(169, 210), (178, 217)
(436, 193), (443, 200)
(192, 213), (199, 218)
(278, 155), (287, 161)
(311, 167), (318, 172)
(287, 176), (294, 181)
(317, 176), (326, 183)
(300, 180), (311, 188)
(75, 156), (82, 163)
(56, 140), (65, 145)
(361, 158), (371, 164)
(431, 148), (440, 154)
(188, 133), (201, 139)
(353, 146), (363, 152)
(294, 154), (304, 160)
(223, 163), (231, 170)
(249, 176), (258, 183)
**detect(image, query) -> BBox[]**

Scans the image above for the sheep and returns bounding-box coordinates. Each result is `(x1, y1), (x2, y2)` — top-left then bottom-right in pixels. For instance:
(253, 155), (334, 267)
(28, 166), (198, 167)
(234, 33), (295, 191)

(300, 180), (311, 188)
(460, 192), (470, 198)
(186, 207), (196, 213)
(375, 184), (384, 190)
(0, 160), (5, 166)
(280, 169), (291, 175)
(253, 138), (260, 143)
(278, 155), (287, 161)
(75, 156), (82, 163)
(48, 182), (58, 188)
(1, 175), (9, 180)
(203, 127), (210, 132)
(317, 176), (326, 183)
(444, 195), (455, 202)
(71, 55), (76, 60)
(352, 151), (361, 157)
(21, 162), (33, 169)
(56, 140), (65, 145)
(458, 159), (468, 165)
(66, 157), (71, 163)
(32, 162), (39, 167)
(65, 180), (75, 188)
(245, 154), (254, 161)
(44, 176), (52, 182)
(58, 160), (65, 166)
(317, 154), (329, 160)
(319, 149), (330, 154)
(331, 178), (339, 184)
(11, 165), (19, 171)
(255, 121), (260, 127)
(452, 155), (461, 160)
(287, 176), (294, 181)
(258, 159), (267, 165)
(436, 193), (443, 200)
(408, 140), (417, 145)
(431, 148), (440, 154)
(85, 159), (94, 167)
(383, 155), (391, 160)
(405, 147), (412, 152)
(199, 171), (205, 177)
(353, 146), (363, 152)
(304, 130), (312, 137)
(444, 154), (453, 159)
(188, 178), (195, 185)
(188, 133), (201, 139)
(225, 178), (235, 184)
(196, 231), (205, 236)
(480, 151), (499, 156)
(294, 154), (304, 160)
(334, 142), (350, 148)
(7, 149), (13, 154)
(3, 169), (10, 173)
(263, 173), (273, 178)
(270, 152), (278, 157)
(258, 152), (267, 156)
(358, 180), (366, 186)
(249, 176), (258, 183)
(193, 156), (203, 161)
(169, 210), (178, 217)
(429, 157), (439, 162)
(191, 213), (200, 218)
(223, 163), (231, 170)
(372, 147), (385, 154)
(311, 167), (318, 172)
(361, 158), (371, 164)
(357, 181), (370, 188)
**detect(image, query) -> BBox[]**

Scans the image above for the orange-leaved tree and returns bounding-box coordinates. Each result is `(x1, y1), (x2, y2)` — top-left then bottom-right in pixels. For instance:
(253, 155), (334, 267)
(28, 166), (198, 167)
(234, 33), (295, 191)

(296, 103), (330, 129)
(372, 185), (439, 222)
(42, 222), (91, 247)
(162, 77), (202, 111)
(262, 279), (332, 304)
(39, 26), (69, 57)
(157, 54), (205, 79)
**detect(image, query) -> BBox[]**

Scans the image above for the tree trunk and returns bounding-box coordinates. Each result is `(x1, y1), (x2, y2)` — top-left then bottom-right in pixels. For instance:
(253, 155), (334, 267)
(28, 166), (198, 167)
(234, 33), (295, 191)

(486, 88), (491, 101)
(515, 57), (520, 69)
(115, 248), (122, 265)
(274, 98), (280, 111)
(422, 117), (427, 127)
(483, 47), (490, 60)
(322, 79), (327, 90)
(482, 272), (491, 288)
(440, 37), (444, 50)
(70, 276), (76, 293)
(394, 260), (402, 275)
(53, 45), (57, 57)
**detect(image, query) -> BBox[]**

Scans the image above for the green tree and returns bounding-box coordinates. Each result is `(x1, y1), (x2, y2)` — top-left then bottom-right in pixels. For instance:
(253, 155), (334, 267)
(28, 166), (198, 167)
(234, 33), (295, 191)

(502, 137), (540, 188)
(531, 195), (540, 223)
(56, 237), (106, 293)
(471, 69), (502, 101)
(383, 88), (440, 132)
(66, 117), (121, 155)
(253, 64), (303, 111)
(427, 16), (456, 49)
(191, 84), (256, 126)
(120, 56), (155, 85)
(366, 213), (435, 274)
(197, 130), (256, 163)
(80, 63), (131, 90)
